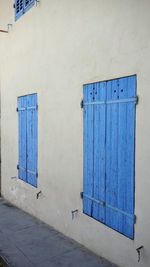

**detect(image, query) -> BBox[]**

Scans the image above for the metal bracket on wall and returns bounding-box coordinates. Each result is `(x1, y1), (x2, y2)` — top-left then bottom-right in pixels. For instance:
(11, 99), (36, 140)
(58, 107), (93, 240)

(80, 192), (83, 199)
(35, 0), (40, 6)
(134, 214), (137, 224)
(136, 246), (144, 262)
(80, 99), (84, 109)
(136, 95), (139, 105)
(0, 24), (13, 33)
(36, 190), (42, 199)
(71, 209), (78, 220)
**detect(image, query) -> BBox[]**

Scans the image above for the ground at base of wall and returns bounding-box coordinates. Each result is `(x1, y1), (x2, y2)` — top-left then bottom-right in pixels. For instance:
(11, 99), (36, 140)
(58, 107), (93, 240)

(0, 256), (9, 267)
(0, 198), (118, 267)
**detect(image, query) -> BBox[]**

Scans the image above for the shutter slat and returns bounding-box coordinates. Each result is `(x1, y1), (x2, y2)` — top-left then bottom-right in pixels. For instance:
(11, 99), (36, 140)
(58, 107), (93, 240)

(105, 79), (119, 230)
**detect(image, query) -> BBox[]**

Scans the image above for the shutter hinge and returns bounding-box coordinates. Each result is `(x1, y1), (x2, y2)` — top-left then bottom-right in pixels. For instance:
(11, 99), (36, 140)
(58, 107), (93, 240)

(134, 214), (137, 224)
(17, 164), (19, 170)
(80, 99), (84, 109)
(16, 107), (18, 112)
(80, 192), (83, 199)
(136, 95), (139, 105)
(35, 0), (40, 6)
(36, 104), (38, 110)
(13, 3), (15, 9)
(36, 172), (38, 178)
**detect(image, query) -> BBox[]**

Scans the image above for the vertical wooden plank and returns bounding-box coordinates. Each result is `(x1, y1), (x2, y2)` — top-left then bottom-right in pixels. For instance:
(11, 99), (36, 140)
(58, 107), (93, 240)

(106, 79), (119, 230)
(117, 76), (136, 238)
(26, 94), (38, 187)
(18, 95), (27, 181)
(92, 81), (106, 223)
(83, 84), (94, 216)
(117, 77), (128, 235)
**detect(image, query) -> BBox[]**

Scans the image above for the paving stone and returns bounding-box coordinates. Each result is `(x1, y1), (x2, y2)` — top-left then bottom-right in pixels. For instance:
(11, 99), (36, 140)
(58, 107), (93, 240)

(0, 198), (118, 267)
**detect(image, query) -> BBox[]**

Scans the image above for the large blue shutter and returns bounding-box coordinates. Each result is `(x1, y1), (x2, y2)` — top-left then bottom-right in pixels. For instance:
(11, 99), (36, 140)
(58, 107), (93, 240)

(83, 75), (136, 239)
(18, 93), (38, 187)
(18, 96), (27, 182)
(26, 94), (38, 187)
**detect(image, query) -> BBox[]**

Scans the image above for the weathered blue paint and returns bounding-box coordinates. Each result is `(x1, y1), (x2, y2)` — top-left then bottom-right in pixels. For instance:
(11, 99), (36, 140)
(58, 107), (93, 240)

(15, 0), (35, 20)
(18, 93), (38, 187)
(83, 75), (136, 239)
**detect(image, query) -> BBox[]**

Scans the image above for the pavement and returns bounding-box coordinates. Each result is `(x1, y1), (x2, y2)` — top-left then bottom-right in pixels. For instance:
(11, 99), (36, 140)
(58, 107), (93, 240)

(0, 198), (118, 267)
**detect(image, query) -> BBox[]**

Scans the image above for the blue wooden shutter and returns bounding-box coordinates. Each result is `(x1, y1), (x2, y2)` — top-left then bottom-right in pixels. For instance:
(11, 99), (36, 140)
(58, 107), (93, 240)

(15, 0), (24, 19)
(15, 0), (35, 20)
(83, 75), (136, 239)
(18, 93), (38, 187)
(26, 94), (38, 187)
(18, 96), (27, 181)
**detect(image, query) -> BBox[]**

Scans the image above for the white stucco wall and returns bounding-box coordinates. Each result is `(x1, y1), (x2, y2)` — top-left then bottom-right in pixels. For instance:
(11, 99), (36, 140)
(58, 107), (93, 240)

(0, 1), (150, 266)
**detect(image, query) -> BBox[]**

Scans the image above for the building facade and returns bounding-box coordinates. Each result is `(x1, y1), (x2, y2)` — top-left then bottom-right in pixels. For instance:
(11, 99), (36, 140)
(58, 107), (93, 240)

(0, 1), (150, 267)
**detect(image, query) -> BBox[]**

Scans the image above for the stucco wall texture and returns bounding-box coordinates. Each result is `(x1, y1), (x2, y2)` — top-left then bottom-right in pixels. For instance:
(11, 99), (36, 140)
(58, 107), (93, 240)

(0, 1), (150, 267)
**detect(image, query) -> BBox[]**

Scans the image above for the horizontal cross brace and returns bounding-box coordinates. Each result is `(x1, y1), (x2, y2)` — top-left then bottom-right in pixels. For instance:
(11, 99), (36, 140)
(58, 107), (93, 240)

(17, 106), (37, 112)
(83, 193), (135, 222)
(18, 166), (37, 176)
(84, 97), (137, 106)
(83, 193), (105, 206)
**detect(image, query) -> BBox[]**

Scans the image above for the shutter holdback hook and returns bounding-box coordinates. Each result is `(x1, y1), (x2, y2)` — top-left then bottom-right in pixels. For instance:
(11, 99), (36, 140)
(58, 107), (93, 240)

(36, 190), (42, 199)
(71, 209), (78, 220)
(136, 246), (144, 262)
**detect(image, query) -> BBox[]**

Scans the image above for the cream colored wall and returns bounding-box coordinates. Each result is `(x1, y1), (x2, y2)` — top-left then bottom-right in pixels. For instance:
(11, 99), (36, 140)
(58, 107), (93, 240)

(0, 1), (150, 266)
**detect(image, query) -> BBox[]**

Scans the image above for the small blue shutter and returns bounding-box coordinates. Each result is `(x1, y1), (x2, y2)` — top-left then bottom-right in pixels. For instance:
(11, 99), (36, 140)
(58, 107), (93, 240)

(18, 93), (38, 187)
(18, 96), (27, 181)
(26, 94), (38, 187)
(83, 75), (136, 239)
(15, 0), (35, 20)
